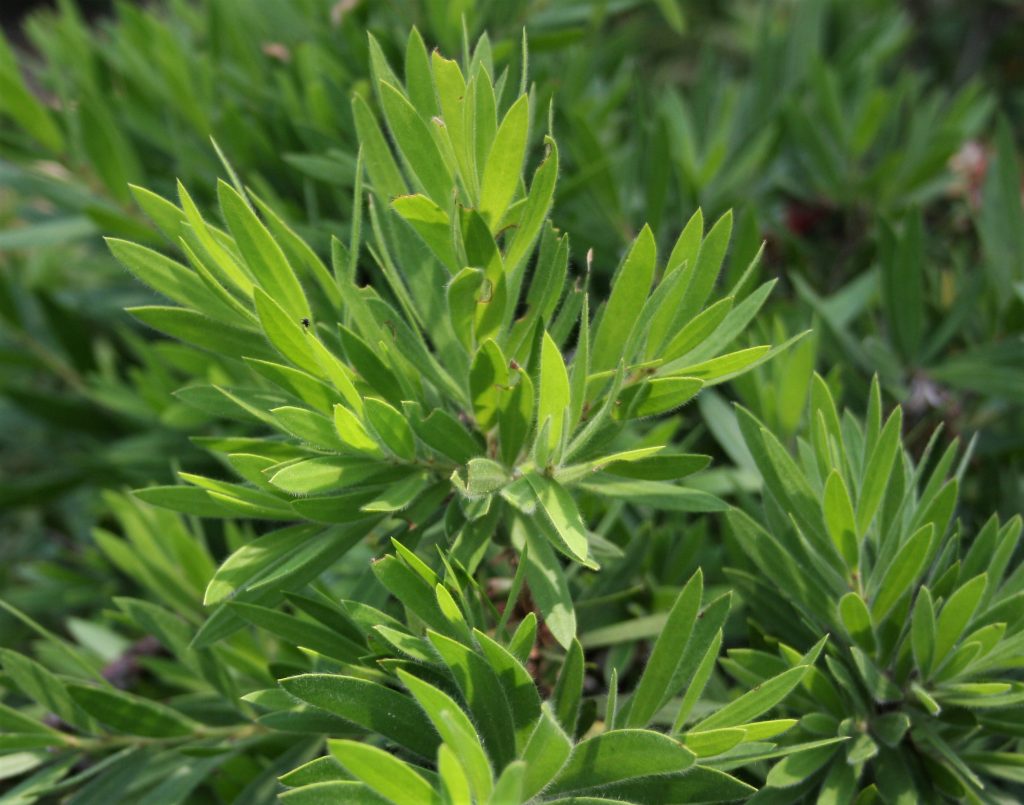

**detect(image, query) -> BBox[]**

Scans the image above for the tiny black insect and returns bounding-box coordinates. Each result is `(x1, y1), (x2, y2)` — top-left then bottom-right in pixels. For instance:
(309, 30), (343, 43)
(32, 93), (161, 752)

(301, 317), (310, 329)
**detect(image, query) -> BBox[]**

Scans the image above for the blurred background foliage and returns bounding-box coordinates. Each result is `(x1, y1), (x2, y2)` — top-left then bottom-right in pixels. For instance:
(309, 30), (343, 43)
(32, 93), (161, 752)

(0, 1), (1022, 797)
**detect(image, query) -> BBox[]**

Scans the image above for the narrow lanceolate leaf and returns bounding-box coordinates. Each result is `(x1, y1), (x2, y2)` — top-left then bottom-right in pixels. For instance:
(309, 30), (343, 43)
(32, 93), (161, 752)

(393, 194), (458, 271)
(838, 592), (875, 652)
(506, 136), (559, 274)
(269, 457), (403, 496)
(615, 377), (702, 419)
(217, 181), (308, 321)
(253, 287), (320, 375)
(352, 93), (408, 202)
(553, 639), (584, 736)
(379, 81), (452, 207)
(432, 52), (472, 192)
(693, 665), (811, 731)
(591, 226), (657, 373)
(364, 398), (416, 461)
(361, 473), (430, 512)
(203, 525), (318, 605)
(470, 339), (509, 430)
(627, 570), (703, 728)
(428, 632), (517, 769)
(871, 524), (934, 622)
(766, 743), (841, 789)
(0, 34), (63, 152)
(547, 730), (696, 796)
(646, 209), (704, 353)
(480, 94), (530, 229)
(281, 675), (439, 759)
(912, 588), (936, 676)
(604, 453), (710, 481)
(329, 740), (439, 805)
(333, 405), (382, 455)
(933, 574), (988, 668)
(448, 267), (486, 350)
(67, 685), (196, 738)
(231, 603), (365, 664)
(405, 403), (481, 464)
(823, 470), (859, 571)
(537, 331), (571, 459)
(675, 210), (733, 326)
(515, 521), (576, 648)
(437, 744), (472, 805)
(521, 706), (573, 800)
(526, 473), (590, 564)
(856, 408), (902, 537)
(129, 305), (274, 362)
(106, 238), (240, 325)
(396, 670), (493, 802)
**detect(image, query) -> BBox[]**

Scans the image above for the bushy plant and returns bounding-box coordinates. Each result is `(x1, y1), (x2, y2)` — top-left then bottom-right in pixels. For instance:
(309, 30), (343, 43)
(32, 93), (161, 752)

(106, 31), (788, 650)
(725, 376), (1024, 800)
(0, 3), (1022, 804)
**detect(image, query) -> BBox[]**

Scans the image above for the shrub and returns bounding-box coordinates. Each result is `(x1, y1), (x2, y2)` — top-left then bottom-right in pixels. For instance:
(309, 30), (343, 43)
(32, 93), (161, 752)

(1, 4), (1022, 804)
(108, 31), (786, 649)
(725, 376), (1024, 800)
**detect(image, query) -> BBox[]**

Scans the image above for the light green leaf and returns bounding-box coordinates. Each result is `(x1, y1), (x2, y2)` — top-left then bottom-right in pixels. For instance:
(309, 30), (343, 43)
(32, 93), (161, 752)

(912, 588), (936, 677)
(269, 457), (400, 496)
(592, 225), (656, 373)
(577, 478), (727, 512)
(361, 473), (430, 513)
(218, 180), (308, 321)
(521, 705), (573, 800)
(553, 638), (584, 736)
(838, 592), (875, 653)
(470, 339), (509, 430)
(393, 194), (457, 271)
(488, 761), (525, 805)
(513, 519), (576, 648)
(627, 569), (703, 728)
(396, 670), (493, 802)
(766, 742), (840, 788)
(824, 470), (860, 571)
(333, 405), (383, 455)
(253, 287), (320, 375)
(615, 377), (703, 419)
(379, 81), (452, 207)
(693, 666), (810, 731)
(364, 398), (416, 461)
(857, 408), (902, 537)
(428, 632), (517, 768)
(506, 136), (559, 275)
(352, 93), (408, 202)
(603, 453), (710, 481)
(128, 305), (274, 362)
(448, 267), (486, 351)
(329, 740), (438, 804)
(547, 730), (696, 796)
(480, 94), (530, 228)
(871, 524), (934, 622)
(500, 369), (534, 466)
(538, 331), (571, 459)
(404, 28), (436, 118)
(934, 574), (988, 668)
(526, 473), (590, 564)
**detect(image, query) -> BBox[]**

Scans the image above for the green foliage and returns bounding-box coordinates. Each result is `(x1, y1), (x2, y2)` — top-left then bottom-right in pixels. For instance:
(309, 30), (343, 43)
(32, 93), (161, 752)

(275, 561), (823, 805)
(106, 35), (775, 649)
(1, 1), (1023, 803)
(725, 375), (1024, 800)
